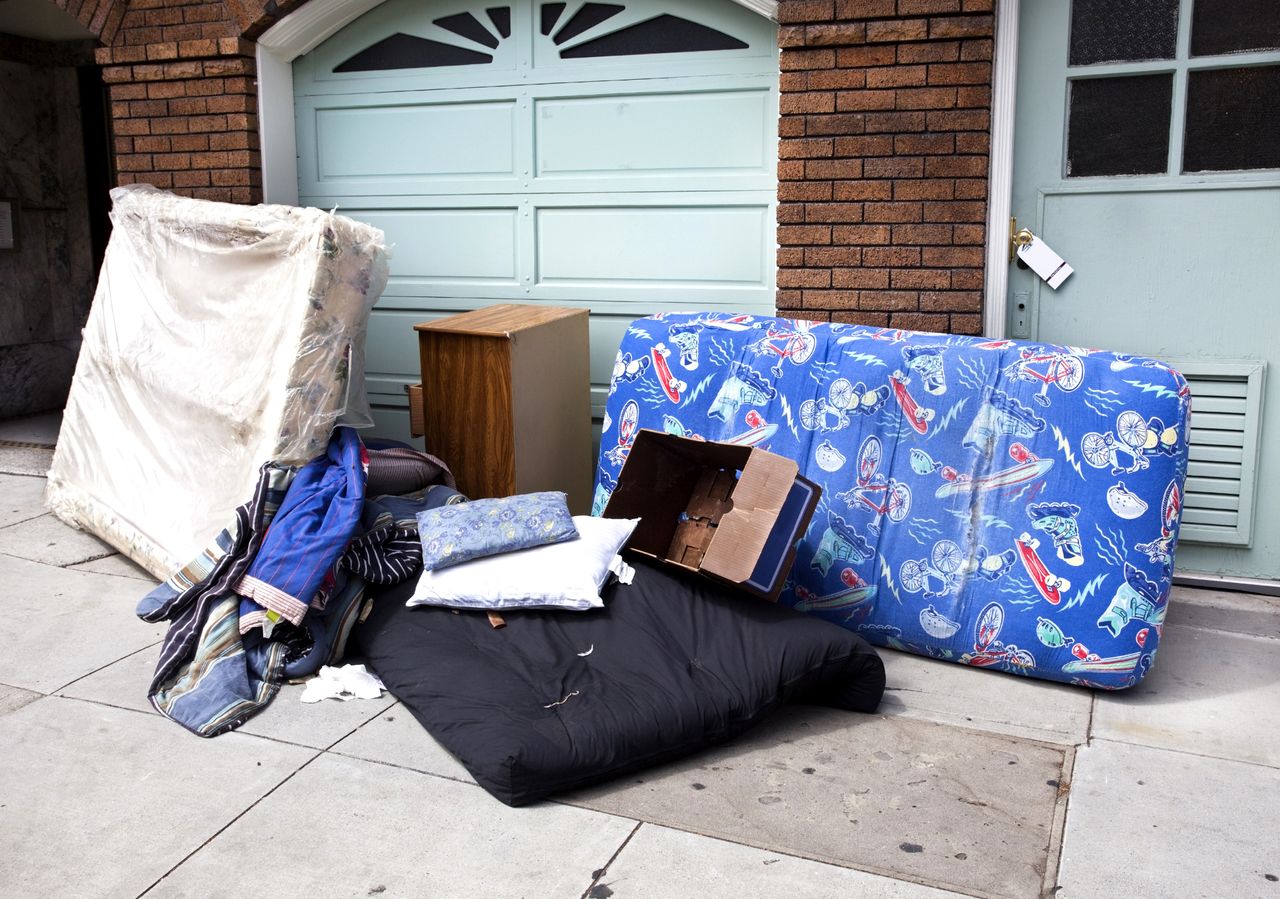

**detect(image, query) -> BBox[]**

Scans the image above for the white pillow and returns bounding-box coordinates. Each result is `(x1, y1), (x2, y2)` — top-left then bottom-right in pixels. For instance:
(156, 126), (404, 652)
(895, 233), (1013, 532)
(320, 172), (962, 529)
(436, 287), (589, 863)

(406, 515), (640, 612)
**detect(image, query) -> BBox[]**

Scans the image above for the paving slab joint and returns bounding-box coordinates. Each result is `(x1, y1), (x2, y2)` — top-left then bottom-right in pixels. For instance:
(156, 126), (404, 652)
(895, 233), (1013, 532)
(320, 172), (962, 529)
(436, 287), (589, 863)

(1041, 743), (1076, 897)
(580, 821), (643, 899)
(135, 748), (326, 897)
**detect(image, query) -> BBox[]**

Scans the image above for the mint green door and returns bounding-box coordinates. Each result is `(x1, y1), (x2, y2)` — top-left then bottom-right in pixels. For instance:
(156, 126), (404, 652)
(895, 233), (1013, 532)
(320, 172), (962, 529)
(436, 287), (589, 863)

(292, 0), (778, 438)
(1008, 0), (1280, 581)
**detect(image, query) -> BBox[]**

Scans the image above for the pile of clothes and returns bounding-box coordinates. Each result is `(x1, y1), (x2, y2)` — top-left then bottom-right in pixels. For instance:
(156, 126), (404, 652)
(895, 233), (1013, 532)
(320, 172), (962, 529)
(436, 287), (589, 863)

(136, 428), (458, 737)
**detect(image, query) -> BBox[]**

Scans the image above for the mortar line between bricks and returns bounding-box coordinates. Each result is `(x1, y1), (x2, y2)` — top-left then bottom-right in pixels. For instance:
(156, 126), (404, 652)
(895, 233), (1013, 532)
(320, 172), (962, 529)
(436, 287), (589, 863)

(580, 820), (643, 899)
(135, 749), (326, 898)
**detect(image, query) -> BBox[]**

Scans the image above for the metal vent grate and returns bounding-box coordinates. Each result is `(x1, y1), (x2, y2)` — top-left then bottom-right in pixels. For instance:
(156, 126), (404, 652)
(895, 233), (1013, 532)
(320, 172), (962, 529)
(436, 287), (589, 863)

(1176, 361), (1266, 545)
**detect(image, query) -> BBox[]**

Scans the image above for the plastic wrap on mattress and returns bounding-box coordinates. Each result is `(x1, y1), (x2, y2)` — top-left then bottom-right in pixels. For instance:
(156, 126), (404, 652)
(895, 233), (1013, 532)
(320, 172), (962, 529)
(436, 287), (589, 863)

(595, 313), (1192, 690)
(45, 185), (389, 579)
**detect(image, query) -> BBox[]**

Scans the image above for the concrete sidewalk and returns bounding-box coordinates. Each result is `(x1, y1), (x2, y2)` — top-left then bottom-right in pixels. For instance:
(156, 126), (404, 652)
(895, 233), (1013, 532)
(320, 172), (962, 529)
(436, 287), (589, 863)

(1, 413), (1277, 899)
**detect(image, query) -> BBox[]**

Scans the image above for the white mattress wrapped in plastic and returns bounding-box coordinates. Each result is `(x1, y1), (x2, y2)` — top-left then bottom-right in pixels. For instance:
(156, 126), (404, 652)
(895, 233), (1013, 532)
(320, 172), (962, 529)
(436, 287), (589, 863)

(46, 185), (389, 579)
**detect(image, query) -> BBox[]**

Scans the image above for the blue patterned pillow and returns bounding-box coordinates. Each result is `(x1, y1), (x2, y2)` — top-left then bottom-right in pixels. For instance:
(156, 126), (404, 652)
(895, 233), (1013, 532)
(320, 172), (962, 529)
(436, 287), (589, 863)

(416, 491), (579, 571)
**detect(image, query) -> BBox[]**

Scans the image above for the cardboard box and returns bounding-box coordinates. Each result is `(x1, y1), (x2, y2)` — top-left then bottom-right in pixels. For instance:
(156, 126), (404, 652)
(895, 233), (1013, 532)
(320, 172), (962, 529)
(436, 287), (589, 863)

(604, 430), (821, 601)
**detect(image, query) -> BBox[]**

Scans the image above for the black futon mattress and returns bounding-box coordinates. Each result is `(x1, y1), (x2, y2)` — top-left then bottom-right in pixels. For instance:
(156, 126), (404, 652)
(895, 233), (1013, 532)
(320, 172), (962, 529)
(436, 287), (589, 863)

(354, 558), (886, 806)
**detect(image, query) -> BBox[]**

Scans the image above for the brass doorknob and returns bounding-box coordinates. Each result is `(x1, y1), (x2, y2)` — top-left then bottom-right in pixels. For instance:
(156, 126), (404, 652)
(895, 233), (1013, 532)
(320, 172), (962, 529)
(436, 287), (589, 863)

(1009, 218), (1036, 261)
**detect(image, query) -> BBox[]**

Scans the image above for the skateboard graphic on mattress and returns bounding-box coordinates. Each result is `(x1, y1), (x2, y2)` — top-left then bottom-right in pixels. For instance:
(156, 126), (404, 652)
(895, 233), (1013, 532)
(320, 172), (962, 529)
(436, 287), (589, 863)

(651, 344), (686, 402)
(596, 313), (1191, 690)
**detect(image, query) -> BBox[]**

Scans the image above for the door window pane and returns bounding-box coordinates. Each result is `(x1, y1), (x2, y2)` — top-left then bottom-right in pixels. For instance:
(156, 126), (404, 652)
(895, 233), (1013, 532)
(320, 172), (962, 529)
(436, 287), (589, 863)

(1070, 0), (1179, 66)
(1184, 66), (1280, 172)
(1191, 0), (1280, 56)
(1067, 74), (1173, 176)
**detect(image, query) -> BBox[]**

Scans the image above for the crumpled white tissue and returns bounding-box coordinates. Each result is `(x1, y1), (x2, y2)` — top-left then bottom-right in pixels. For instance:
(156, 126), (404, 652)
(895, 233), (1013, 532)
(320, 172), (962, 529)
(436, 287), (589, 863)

(300, 664), (385, 703)
(609, 555), (635, 586)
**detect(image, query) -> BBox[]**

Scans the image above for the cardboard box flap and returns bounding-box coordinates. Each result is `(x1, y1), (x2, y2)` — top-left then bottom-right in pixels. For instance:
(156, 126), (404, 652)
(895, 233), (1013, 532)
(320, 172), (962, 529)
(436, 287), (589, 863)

(700, 450), (799, 583)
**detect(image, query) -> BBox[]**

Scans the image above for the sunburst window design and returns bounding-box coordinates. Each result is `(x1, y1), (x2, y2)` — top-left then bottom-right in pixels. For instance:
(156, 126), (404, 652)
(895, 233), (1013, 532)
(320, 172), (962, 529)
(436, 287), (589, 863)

(333, 4), (750, 73)
(334, 8), (511, 72)
(543, 5), (749, 58)
(554, 3), (625, 44)
(434, 11), (501, 48)
(541, 3), (566, 34)
(487, 6), (512, 38)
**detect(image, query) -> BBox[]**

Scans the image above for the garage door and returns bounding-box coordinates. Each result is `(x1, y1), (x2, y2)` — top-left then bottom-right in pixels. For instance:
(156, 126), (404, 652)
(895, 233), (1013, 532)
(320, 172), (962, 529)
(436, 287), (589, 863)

(292, 0), (779, 440)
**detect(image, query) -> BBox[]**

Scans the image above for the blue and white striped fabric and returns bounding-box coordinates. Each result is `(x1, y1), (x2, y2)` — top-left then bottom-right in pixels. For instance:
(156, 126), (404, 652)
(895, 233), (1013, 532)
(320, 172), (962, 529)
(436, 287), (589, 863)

(137, 441), (458, 736)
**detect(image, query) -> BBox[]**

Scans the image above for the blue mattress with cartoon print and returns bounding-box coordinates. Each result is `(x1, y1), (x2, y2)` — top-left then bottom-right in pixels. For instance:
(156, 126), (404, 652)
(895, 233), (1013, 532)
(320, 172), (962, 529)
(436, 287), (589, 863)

(594, 313), (1192, 690)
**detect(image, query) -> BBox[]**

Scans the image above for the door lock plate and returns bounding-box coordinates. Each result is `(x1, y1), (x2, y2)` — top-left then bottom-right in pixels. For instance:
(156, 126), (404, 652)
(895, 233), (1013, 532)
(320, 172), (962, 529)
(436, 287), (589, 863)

(1011, 290), (1033, 339)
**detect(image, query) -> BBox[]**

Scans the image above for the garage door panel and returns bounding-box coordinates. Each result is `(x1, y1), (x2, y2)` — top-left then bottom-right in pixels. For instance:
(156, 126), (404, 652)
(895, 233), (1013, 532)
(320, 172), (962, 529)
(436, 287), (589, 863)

(300, 76), (775, 197)
(537, 206), (767, 285)
(365, 304), (643, 413)
(376, 281), (529, 301)
(373, 309), (651, 419)
(348, 208), (521, 282)
(365, 310), (432, 397)
(368, 289), (766, 316)
(299, 55), (781, 96)
(315, 102), (517, 181)
(525, 285), (770, 309)
(296, 0), (778, 443)
(535, 89), (769, 179)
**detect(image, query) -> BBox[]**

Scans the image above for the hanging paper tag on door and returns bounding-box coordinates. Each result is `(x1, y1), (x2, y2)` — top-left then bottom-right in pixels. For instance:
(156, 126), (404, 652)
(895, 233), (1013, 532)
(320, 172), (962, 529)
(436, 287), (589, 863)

(1017, 236), (1073, 289)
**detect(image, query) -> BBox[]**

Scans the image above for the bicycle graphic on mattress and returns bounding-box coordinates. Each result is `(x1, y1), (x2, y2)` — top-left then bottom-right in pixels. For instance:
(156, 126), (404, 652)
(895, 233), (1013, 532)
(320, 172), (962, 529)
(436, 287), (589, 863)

(1003, 348), (1085, 407)
(799, 378), (889, 433)
(960, 602), (1036, 673)
(748, 322), (818, 378)
(835, 435), (911, 534)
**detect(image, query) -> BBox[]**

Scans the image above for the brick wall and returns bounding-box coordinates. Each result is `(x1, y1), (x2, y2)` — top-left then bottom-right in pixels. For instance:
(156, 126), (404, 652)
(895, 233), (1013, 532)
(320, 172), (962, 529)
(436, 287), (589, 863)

(774, 0), (994, 334)
(95, 2), (261, 203)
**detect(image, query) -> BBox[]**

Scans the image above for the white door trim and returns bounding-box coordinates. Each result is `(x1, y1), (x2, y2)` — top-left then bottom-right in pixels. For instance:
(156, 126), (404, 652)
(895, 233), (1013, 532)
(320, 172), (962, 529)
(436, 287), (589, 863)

(981, 0), (1019, 338)
(255, 0), (779, 203)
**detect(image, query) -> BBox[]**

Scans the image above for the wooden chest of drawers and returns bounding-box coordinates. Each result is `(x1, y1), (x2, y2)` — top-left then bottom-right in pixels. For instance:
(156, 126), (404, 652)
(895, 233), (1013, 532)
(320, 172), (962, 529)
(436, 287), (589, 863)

(412, 304), (592, 512)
